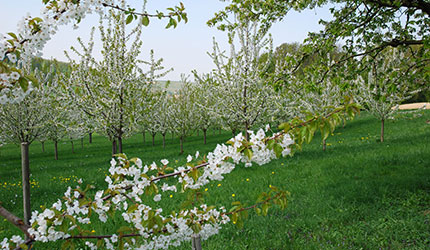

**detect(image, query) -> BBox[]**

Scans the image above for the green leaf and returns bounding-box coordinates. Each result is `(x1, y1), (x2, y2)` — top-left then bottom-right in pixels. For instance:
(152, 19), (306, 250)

(19, 244), (28, 250)
(273, 143), (283, 158)
(142, 16), (150, 26)
(126, 14), (134, 24)
(18, 77), (29, 91)
(244, 148), (253, 160)
(7, 32), (18, 40)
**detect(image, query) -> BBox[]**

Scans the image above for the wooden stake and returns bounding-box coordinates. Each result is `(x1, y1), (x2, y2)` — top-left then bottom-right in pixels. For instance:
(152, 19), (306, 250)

(21, 142), (31, 229)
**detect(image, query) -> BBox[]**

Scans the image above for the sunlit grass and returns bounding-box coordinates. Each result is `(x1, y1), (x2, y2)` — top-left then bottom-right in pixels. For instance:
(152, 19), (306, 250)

(0, 111), (429, 249)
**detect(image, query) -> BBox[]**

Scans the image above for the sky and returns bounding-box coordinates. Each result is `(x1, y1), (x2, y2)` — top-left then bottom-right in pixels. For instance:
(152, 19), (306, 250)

(0, 1), (333, 81)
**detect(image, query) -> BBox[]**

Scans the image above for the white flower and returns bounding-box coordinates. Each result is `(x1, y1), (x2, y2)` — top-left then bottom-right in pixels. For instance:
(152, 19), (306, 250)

(111, 234), (118, 243)
(161, 159), (169, 166)
(195, 151), (200, 159)
(187, 155), (192, 163)
(7, 53), (17, 63)
(9, 72), (20, 81)
(153, 194), (161, 202)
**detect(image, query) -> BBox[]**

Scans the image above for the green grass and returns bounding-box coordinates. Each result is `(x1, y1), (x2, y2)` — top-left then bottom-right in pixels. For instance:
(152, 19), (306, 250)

(1, 111), (429, 249)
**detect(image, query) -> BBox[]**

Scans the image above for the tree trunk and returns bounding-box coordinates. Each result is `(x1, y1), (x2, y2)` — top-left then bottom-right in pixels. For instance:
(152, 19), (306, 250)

(322, 139), (326, 151)
(203, 129), (207, 145)
(152, 133), (156, 146)
(232, 129), (236, 137)
(245, 122), (250, 140)
(54, 140), (58, 160)
(380, 119), (385, 142)
(162, 133), (166, 149)
(197, 130), (199, 136)
(191, 234), (202, 250)
(142, 131), (146, 143)
(89, 132), (92, 144)
(41, 141), (45, 153)
(180, 137), (184, 154)
(219, 127), (221, 135)
(70, 139), (74, 154)
(118, 136), (123, 153)
(112, 139), (117, 156)
(21, 142), (31, 228)
(81, 138), (84, 149)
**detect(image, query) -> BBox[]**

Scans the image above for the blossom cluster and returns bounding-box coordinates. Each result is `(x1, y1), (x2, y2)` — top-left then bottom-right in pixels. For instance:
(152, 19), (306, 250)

(1, 127), (294, 249)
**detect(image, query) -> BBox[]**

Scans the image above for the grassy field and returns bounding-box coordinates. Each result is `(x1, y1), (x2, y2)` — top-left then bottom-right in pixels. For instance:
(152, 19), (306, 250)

(0, 111), (429, 249)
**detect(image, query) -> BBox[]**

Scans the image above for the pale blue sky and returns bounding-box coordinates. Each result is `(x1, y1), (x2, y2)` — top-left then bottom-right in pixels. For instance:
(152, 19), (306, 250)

(0, 1), (332, 80)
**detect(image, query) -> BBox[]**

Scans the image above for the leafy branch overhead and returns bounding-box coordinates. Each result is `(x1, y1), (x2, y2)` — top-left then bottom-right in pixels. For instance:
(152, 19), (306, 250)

(209, 0), (430, 89)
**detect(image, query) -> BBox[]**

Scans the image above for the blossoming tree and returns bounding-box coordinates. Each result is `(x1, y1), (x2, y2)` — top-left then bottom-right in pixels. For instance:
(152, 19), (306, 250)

(354, 48), (422, 142)
(208, 16), (278, 139)
(65, 9), (169, 154)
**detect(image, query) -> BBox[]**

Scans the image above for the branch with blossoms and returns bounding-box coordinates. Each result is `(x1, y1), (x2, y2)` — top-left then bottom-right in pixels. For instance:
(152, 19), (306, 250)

(0, 0), (187, 99)
(1, 101), (360, 250)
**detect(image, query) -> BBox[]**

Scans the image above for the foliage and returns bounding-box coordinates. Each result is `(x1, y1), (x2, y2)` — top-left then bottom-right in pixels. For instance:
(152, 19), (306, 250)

(209, 0), (430, 92)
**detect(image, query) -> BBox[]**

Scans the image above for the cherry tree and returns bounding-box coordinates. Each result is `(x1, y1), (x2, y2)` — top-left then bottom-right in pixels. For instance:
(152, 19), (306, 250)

(168, 78), (198, 154)
(0, 66), (51, 226)
(354, 48), (422, 142)
(65, 9), (168, 154)
(193, 73), (218, 144)
(208, 17), (278, 138)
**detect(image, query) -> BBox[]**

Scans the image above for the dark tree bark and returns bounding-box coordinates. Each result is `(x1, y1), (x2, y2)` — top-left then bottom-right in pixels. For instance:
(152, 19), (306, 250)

(112, 139), (117, 156)
(152, 133), (156, 146)
(322, 139), (326, 151)
(203, 129), (207, 145)
(70, 139), (75, 154)
(54, 140), (58, 160)
(380, 119), (385, 142)
(162, 133), (166, 149)
(142, 131), (146, 143)
(41, 141), (45, 153)
(89, 132), (92, 144)
(118, 136), (123, 153)
(180, 137), (184, 154)
(21, 142), (31, 228)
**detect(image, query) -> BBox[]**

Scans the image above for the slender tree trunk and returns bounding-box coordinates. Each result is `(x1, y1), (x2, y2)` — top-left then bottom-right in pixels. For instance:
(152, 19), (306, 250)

(21, 142), (31, 229)
(192, 234), (202, 250)
(70, 139), (74, 154)
(152, 133), (156, 146)
(142, 131), (146, 143)
(112, 139), (117, 156)
(232, 129), (236, 137)
(203, 129), (207, 145)
(54, 140), (58, 160)
(322, 139), (326, 151)
(81, 138), (84, 149)
(89, 132), (92, 144)
(180, 137), (184, 154)
(118, 136), (123, 153)
(245, 121), (250, 140)
(381, 119), (385, 142)
(162, 133), (166, 149)
(41, 141), (45, 153)
(219, 127), (221, 135)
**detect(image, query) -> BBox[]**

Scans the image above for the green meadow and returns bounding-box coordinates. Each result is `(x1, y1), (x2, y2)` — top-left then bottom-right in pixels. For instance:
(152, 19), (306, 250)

(1, 111), (429, 249)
